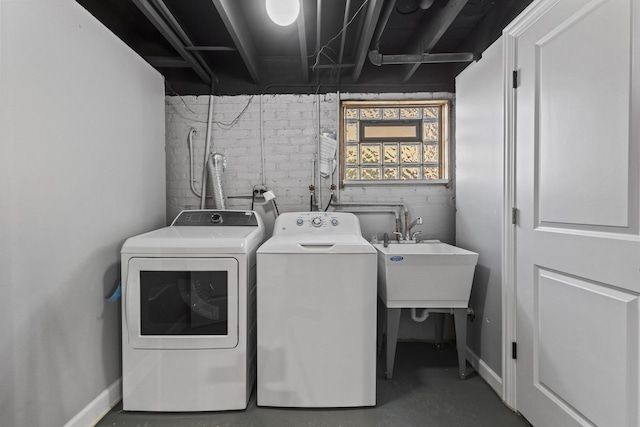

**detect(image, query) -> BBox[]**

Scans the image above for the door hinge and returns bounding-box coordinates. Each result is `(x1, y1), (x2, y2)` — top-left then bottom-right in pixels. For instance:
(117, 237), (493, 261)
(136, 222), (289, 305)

(512, 342), (517, 360)
(512, 70), (518, 89)
(511, 207), (518, 225)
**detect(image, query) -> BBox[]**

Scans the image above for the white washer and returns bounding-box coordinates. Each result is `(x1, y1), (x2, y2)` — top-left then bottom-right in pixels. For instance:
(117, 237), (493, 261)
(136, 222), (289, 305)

(120, 210), (265, 412)
(256, 212), (377, 407)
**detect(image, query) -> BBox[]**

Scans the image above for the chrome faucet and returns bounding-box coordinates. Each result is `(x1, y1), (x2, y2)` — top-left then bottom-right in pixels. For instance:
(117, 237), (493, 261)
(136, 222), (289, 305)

(406, 217), (423, 240)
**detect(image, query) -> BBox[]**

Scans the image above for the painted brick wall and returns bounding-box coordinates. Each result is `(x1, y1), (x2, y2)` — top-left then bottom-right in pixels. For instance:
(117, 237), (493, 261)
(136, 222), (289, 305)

(166, 92), (456, 244)
(165, 92), (457, 341)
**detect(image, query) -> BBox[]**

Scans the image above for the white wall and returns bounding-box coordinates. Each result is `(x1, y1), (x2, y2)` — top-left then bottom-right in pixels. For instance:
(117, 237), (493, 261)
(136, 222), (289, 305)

(0, 1), (166, 426)
(165, 92), (457, 340)
(455, 38), (505, 382)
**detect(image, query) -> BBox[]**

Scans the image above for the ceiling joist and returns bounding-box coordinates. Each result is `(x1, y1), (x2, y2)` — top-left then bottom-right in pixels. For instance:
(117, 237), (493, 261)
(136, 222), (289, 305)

(211, 0), (260, 84)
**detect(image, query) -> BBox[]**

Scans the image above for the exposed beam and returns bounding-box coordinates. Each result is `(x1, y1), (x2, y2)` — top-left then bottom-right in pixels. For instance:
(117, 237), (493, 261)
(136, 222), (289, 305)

(212, 0), (260, 84)
(351, 0), (385, 82)
(148, 0), (214, 80)
(401, 0), (468, 82)
(146, 56), (190, 68)
(297, 0), (309, 82)
(129, 0), (212, 84)
(185, 46), (237, 52)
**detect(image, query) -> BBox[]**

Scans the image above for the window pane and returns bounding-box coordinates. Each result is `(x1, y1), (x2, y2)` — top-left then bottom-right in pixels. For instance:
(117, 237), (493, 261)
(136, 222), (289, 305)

(383, 143), (398, 164)
(346, 121), (359, 142)
(341, 100), (448, 182)
(400, 108), (422, 119)
(423, 122), (439, 141)
(400, 144), (420, 163)
(383, 108), (399, 120)
(423, 166), (440, 179)
(345, 167), (358, 180)
(424, 107), (439, 119)
(401, 167), (420, 180)
(361, 167), (381, 180)
(360, 108), (381, 119)
(360, 144), (381, 164)
(345, 144), (358, 164)
(383, 167), (398, 180)
(346, 108), (358, 119)
(362, 124), (418, 140)
(423, 144), (439, 163)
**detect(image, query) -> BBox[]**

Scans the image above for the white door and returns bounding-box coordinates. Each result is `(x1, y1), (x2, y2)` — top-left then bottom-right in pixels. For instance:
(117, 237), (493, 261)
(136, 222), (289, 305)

(512, 0), (640, 426)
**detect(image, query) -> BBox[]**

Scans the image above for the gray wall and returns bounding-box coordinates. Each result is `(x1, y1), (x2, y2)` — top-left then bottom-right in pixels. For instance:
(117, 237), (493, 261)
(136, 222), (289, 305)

(455, 38), (505, 379)
(0, 0), (166, 425)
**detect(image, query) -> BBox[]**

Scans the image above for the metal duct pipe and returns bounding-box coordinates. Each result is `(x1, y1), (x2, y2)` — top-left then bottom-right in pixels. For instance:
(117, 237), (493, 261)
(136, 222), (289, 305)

(368, 50), (476, 66)
(206, 153), (227, 210)
(371, 0), (396, 50)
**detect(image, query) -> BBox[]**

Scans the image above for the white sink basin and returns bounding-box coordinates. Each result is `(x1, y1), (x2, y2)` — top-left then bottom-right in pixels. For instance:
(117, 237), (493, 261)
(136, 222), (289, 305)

(373, 241), (479, 308)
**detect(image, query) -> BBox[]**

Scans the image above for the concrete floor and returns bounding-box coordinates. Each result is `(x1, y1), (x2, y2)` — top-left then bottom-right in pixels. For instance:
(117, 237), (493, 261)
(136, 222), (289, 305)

(96, 341), (531, 427)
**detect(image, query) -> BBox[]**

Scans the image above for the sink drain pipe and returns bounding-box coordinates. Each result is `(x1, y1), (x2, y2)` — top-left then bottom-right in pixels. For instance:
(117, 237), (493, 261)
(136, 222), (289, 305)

(411, 308), (430, 322)
(411, 307), (476, 322)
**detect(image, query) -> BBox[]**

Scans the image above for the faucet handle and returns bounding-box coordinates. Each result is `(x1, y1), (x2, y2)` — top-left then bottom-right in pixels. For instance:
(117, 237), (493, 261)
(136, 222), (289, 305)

(392, 231), (403, 240)
(411, 231), (422, 241)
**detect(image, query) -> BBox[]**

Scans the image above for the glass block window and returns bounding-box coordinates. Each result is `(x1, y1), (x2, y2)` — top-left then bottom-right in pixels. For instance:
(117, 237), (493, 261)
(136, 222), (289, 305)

(341, 100), (449, 183)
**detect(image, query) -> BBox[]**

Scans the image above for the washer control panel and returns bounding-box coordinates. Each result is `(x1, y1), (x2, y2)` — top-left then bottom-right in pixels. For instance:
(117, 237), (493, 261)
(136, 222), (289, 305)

(295, 213), (339, 229)
(274, 212), (362, 235)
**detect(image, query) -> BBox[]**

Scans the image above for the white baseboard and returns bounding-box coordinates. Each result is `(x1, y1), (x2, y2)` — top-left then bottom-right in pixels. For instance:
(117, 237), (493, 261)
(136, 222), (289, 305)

(466, 346), (503, 397)
(63, 378), (122, 427)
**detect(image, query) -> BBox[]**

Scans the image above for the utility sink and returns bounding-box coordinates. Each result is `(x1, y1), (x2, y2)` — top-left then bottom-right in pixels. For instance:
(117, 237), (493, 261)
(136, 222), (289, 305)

(372, 240), (479, 380)
(373, 241), (479, 308)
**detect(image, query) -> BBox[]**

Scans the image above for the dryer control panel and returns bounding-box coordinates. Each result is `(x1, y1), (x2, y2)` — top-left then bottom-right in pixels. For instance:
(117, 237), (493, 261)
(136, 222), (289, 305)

(273, 212), (362, 235)
(172, 210), (259, 226)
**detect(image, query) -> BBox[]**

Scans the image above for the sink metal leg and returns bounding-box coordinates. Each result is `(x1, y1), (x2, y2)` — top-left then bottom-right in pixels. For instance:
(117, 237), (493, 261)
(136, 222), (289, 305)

(453, 308), (468, 379)
(433, 312), (445, 351)
(385, 308), (401, 380)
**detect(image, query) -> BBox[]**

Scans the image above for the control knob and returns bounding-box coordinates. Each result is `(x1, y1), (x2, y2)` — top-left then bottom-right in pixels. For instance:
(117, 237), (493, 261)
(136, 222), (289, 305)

(311, 217), (323, 227)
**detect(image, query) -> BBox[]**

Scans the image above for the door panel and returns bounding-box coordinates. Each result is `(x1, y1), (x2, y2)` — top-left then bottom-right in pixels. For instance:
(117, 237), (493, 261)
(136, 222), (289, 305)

(534, 268), (638, 427)
(514, 0), (640, 426)
(536, 0), (632, 229)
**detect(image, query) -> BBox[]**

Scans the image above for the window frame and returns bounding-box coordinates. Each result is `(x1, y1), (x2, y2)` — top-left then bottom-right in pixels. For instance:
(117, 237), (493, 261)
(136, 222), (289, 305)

(339, 100), (450, 186)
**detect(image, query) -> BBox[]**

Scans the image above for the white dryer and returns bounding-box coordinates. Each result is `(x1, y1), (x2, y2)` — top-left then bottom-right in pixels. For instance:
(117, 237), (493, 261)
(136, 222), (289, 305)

(256, 212), (377, 408)
(120, 210), (265, 412)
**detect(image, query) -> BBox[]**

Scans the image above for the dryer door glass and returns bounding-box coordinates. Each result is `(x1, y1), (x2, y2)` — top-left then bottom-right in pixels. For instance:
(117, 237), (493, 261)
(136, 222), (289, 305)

(140, 270), (229, 336)
(125, 257), (239, 350)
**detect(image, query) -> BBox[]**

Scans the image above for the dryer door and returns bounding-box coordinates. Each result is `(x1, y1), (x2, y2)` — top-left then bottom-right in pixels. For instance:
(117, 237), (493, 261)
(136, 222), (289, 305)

(125, 257), (239, 349)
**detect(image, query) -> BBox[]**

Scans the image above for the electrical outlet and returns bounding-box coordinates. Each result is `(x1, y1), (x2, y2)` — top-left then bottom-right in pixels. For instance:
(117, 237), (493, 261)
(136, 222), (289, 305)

(253, 185), (267, 194)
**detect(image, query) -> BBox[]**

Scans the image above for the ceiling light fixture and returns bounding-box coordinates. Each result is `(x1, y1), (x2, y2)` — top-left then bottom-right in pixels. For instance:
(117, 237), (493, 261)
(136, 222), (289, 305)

(266, 0), (300, 26)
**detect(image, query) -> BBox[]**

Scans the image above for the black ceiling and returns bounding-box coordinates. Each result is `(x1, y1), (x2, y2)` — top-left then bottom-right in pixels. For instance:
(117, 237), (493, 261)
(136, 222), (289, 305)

(77, 0), (533, 95)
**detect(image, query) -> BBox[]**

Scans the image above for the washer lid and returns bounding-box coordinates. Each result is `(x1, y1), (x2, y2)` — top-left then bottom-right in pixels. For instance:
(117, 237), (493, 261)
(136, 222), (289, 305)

(257, 233), (376, 254)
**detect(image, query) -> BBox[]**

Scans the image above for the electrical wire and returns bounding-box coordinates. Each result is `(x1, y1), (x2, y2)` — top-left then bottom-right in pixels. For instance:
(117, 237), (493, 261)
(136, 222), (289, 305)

(310, 0), (370, 71)
(167, 90), (255, 129)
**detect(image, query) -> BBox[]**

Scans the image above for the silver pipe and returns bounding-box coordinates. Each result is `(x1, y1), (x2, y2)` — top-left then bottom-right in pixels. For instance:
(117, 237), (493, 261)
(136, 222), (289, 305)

(368, 50), (476, 66)
(206, 153), (227, 210)
(316, 94), (322, 209)
(371, 0), (396, 50)
(260, 94), (266, 186)
(338, 0), (351, 66)
(200, 94), (215, 208)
